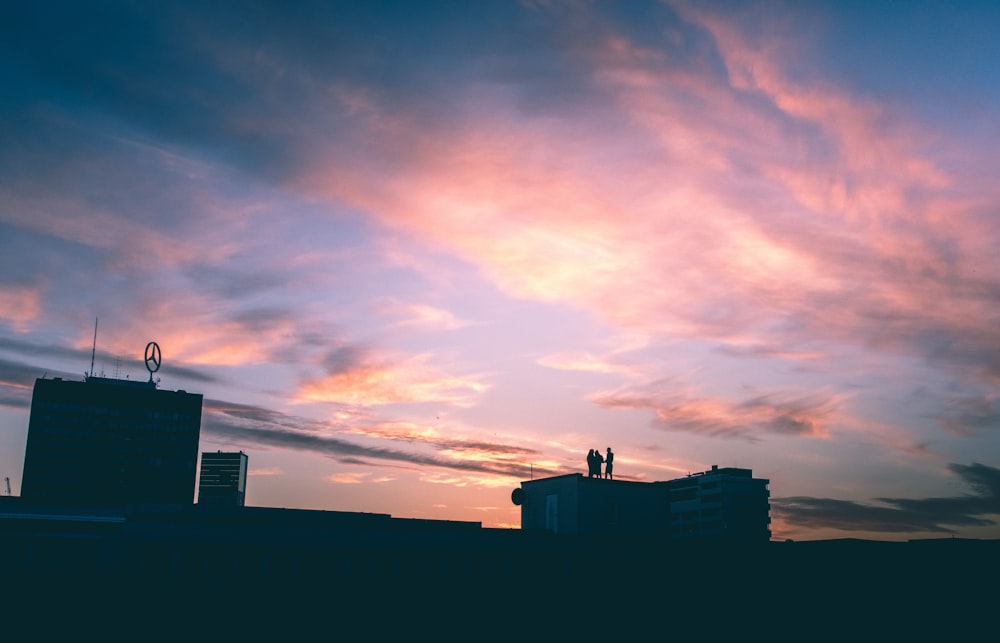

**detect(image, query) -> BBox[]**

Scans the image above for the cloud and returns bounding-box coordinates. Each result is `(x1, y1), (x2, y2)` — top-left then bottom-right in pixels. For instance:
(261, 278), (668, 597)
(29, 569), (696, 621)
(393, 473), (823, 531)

(10, 0), (1000, 391)
(205, 398), (317, 429)
(0, 350), (216, 411)
(0, 337), (91, 364)
(0, 387), (31, 410)
(0, 356), (82, 409)
(326, 472), (368, 484)
(773, 462), (1000, 534)
(0, 284), (43, 331)
(281, 0), (1000, 399)
(377, 302), (471, 332)
(248, 467), (282, 477)
(591, 381), (837, 440)
(0, 337), (220, 385)
(936, 394), (1000, 436)
(0, 357), (76, 388)
(716, 344), (830, 363)
(297, 348), (489, 407)
(348, 421), (542, 460)
(537, 351), (638, 376)
(203, 398), (550, 479)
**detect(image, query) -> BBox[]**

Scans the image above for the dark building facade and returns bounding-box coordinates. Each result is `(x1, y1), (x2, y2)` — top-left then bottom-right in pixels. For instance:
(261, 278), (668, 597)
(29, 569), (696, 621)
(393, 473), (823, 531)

(198, 450), (248, 507)
(662, 465), (771, 541)
(512, 473), (668, 536)
(20, 376), (203, 507)
(514, 465), (770, 541)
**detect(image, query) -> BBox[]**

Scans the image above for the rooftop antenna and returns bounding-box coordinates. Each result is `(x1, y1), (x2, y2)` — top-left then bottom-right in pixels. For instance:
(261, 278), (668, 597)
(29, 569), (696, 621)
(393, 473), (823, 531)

(89, 317), (98, 379)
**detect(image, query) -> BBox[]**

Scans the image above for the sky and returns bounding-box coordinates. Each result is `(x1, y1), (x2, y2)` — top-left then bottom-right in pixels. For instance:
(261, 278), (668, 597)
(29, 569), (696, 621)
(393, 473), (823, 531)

(2, 0), (1000, 541)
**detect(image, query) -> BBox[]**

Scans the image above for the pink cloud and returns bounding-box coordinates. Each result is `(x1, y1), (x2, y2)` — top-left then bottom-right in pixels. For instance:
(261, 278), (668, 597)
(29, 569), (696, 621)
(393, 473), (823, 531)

(591, 383), (839, 440)
(70, 307), (300, 369)
(291, 4), (1000, 393)
(0, 284), (44, 332)
(296, 352), (489, 407)
(375, 301), (472, 332)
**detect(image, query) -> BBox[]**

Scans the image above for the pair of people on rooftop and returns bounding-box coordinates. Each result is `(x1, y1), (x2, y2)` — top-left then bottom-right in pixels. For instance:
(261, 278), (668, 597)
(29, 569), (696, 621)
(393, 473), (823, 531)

(587, 447), (614, 479)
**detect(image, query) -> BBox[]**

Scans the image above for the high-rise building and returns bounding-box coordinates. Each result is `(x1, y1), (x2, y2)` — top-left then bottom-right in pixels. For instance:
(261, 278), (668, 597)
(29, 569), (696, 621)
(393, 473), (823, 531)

(20, 376), (203, 507)
(198, 450), (248, 507)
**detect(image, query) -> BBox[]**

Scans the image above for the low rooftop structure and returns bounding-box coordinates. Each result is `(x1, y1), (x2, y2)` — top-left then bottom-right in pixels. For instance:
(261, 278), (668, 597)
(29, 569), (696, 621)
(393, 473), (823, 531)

(513, 465), (771, 541)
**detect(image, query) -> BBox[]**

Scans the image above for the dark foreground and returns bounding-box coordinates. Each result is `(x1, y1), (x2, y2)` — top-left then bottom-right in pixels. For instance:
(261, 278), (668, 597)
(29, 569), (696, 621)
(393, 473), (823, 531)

(8, 537), (996, 640)
(3, 499), (995, 638)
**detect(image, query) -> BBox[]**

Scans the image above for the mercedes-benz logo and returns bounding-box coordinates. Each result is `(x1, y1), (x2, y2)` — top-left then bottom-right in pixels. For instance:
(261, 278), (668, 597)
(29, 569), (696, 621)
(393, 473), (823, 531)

(144, 341), (162, 374)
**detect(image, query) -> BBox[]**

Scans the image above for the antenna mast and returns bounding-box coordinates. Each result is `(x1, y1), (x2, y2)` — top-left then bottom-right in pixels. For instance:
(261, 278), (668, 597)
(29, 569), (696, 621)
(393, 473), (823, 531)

(89, 317), (98, 378)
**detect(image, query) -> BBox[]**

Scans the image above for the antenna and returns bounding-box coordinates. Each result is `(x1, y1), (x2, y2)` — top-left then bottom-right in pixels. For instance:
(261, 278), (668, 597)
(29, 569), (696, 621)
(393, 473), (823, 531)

(89, 317), (98, 378)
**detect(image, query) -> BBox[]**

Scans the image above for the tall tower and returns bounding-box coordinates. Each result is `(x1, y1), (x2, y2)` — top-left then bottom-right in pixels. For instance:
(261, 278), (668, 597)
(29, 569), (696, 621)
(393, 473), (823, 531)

(20, 376), (203, 507)
(198, 451), (249, 507)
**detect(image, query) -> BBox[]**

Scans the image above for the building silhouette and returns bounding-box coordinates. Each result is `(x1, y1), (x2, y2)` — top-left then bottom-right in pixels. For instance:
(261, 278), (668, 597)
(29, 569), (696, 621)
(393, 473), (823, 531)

(20, 376), (203, 507)
(511, 473), (669, 535)
(198, 450), (248, 507)
(665, 465), (771, 540)
(512, 465), (770, 541)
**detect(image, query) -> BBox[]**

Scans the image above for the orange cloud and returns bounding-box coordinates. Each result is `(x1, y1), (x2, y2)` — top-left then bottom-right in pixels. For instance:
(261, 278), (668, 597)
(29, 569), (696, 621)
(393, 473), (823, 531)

(326, 472), (368, 484)
(297, 352), (489, 407)
(536, 351), (636, 375)
(248, 467), (283, 477)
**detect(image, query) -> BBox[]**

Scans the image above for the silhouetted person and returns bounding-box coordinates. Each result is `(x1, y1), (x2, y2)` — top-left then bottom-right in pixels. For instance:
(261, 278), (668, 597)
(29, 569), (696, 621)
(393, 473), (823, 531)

(594, 448), (604, 478)
(604, 447), (614, 479)
(587, 449), (597, 477)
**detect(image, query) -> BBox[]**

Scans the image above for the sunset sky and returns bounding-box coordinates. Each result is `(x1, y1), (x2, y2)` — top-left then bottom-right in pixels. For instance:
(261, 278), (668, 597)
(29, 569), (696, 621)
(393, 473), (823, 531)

(3, 0), (1000, 541)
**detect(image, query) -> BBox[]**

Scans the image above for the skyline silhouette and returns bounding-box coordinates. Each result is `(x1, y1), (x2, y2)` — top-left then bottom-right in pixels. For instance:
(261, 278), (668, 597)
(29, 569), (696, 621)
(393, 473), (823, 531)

(3, 350), (999, 638)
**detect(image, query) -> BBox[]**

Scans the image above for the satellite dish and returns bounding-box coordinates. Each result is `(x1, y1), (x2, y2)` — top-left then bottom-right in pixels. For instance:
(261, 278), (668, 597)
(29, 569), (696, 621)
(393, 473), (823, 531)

(511, 488), (527, 506)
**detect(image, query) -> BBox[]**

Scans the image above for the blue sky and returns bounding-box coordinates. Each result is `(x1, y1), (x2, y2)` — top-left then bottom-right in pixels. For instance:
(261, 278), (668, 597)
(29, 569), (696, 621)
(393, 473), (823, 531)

(2, 0), (1000, 540)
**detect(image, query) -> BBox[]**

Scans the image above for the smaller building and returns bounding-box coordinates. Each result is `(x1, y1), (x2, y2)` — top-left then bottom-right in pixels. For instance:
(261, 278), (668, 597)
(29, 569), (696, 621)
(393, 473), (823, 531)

(197, 451), (249, 507)
(512, 473), (668, 536)
(513, 465), (771, 542)
(661, 465), (771, 541)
